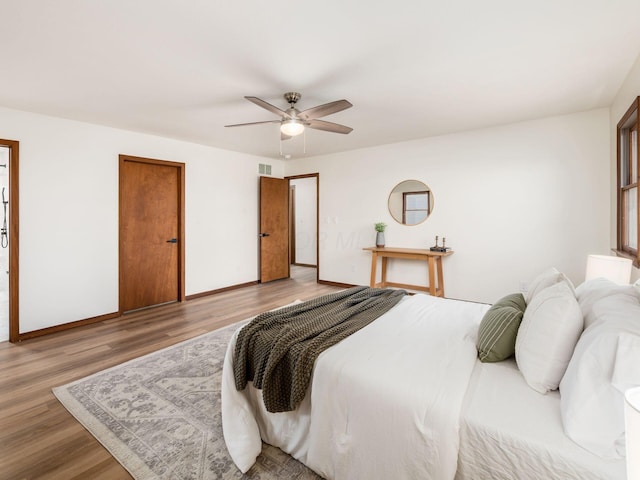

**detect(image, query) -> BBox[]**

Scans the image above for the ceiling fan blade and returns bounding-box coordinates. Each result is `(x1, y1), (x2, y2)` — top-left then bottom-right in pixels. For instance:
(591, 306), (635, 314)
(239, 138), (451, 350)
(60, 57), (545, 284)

(225, 120), (281, 128)
(298, 99), (352, 120)
(307, 119), (353, 134)
(245, 96), (291, 119)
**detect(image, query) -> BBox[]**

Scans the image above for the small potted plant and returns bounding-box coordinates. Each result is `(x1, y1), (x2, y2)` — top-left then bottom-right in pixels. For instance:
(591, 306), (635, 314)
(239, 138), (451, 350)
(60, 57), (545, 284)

(375, 222), (387, 248)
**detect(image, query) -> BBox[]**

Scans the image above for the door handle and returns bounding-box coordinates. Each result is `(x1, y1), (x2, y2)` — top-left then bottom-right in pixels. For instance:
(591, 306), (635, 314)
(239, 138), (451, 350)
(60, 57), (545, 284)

(259, 233), (270, 238)
(166, 238), (178, 243)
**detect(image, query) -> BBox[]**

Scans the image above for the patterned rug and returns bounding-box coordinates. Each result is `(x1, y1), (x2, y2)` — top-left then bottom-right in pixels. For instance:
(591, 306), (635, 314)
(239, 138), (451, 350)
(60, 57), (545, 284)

(53, 320), (323, 480)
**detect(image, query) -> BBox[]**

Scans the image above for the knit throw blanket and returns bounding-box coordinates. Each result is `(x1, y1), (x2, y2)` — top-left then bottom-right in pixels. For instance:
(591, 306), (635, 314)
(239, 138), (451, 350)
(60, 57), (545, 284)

(233, 286), (406, 412)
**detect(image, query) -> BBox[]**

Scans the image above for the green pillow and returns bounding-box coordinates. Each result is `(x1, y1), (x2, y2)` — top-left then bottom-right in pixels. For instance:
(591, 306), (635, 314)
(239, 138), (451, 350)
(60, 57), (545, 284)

(477, 293), (526, 363)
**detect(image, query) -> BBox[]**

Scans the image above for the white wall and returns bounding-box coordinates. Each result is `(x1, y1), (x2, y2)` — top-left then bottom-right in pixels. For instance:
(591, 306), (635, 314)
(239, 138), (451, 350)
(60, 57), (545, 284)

(0, 102), (615, 333)
(0, 106), (283, 334)
(610, 52), (640, 283)
(286, 109), (611, 304)
(290, 177), (317, 265)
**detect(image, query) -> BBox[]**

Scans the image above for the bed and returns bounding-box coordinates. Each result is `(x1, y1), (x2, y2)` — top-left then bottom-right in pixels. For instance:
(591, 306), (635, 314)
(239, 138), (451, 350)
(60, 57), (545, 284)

(456, 359), (625, 479)
(221, 271), (639, 479)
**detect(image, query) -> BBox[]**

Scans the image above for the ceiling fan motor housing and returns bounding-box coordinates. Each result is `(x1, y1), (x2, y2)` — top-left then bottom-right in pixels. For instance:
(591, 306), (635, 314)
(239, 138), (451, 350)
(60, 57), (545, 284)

(284, 92), (301, 105)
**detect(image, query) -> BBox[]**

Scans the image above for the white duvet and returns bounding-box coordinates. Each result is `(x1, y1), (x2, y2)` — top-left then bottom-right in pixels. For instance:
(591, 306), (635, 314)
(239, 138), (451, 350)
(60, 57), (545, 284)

(456, 360), (626, 480)
(221, 294), (489, 479)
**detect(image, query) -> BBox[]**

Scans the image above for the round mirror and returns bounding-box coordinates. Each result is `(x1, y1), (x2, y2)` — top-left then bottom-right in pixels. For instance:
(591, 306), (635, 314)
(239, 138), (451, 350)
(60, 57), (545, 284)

(388, 180), (433, 225)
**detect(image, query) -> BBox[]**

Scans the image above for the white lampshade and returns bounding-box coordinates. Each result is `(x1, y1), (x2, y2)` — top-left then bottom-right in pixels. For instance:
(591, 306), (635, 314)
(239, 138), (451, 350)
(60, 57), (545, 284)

(280, 119), (305, 137)
(585, 255), (632, 285)
(626, 387), (640, 480)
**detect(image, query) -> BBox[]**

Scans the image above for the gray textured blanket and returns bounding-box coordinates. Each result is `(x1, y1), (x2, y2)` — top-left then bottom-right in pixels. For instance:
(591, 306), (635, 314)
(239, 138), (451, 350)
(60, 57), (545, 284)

(233, 286), (406, 412)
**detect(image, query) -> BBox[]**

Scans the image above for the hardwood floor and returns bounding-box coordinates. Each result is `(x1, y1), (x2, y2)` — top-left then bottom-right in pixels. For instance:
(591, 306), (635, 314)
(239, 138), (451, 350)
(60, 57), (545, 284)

(0, 266), (341, 480)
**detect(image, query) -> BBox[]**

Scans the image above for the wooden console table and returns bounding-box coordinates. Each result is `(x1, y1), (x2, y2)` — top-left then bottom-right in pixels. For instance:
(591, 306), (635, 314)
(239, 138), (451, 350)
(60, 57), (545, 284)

(362, 247), (454, 297)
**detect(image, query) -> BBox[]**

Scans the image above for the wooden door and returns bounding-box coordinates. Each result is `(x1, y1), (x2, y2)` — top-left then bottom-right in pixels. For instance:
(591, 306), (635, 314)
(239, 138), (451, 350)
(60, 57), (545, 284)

(119, 155), (185, 312)
(260, 176), (289, 282)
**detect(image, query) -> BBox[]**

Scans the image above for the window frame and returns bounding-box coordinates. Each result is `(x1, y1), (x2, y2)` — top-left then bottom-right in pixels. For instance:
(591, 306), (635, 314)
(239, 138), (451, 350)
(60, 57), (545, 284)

(402, 190), (430, 225)
(616, 96), (640, 267)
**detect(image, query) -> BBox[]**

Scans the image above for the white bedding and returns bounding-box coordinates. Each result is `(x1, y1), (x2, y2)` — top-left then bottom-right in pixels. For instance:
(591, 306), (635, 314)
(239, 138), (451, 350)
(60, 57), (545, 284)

(456, 359), (626, 480)
(221, 293), (490, 479)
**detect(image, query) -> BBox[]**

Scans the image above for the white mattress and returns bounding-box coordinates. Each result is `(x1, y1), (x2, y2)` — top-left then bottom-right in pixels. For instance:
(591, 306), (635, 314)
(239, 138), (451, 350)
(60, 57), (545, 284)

(456, 359), (626, 480)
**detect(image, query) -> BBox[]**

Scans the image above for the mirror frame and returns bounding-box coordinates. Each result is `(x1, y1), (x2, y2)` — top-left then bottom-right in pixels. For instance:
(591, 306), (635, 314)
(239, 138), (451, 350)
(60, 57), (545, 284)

(388, 179), (433, 226)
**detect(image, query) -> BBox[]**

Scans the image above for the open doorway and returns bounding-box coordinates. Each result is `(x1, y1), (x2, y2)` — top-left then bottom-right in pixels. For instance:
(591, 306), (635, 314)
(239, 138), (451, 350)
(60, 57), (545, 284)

(0, 139), (19, 343)
(288, 174), (318, 282)
(0, 147), (8, 341)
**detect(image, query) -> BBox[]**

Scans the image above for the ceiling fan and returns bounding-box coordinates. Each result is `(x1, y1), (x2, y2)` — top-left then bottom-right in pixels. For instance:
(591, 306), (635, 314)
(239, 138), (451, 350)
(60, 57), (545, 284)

(225, 92), (353, 140)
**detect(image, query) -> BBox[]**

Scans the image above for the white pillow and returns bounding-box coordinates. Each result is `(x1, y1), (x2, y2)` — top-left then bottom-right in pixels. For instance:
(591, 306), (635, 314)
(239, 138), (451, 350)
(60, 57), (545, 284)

(516, 281), (583, 394)
(575, 277), (640, 329)
(560, 294), (640, 459)
(525, 267), (575, 304)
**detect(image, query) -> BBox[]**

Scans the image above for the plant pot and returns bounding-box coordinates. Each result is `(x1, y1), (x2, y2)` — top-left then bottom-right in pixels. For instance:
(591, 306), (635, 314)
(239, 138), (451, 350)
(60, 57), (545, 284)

(376, 231), (385, 248)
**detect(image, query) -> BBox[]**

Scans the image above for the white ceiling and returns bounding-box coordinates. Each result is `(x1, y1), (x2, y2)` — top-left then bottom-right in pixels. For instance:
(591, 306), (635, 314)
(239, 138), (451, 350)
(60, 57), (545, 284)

(1, 1), (640, 160)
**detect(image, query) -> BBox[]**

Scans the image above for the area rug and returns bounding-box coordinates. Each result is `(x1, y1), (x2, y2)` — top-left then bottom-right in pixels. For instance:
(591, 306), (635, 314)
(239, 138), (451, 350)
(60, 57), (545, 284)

(53, 319), (323, 480)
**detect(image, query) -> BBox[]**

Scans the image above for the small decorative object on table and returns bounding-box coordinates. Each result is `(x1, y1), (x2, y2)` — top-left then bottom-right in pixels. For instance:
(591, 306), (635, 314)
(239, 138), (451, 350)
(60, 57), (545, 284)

(430, 235), (450, 252)
(375, 222), (387, 248)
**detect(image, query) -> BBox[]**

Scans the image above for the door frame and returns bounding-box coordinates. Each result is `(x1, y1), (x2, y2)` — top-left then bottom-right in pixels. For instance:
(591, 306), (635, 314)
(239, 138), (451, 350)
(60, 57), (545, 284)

(286, 173), (319, 282)
(0, 139), (19, 342)
(289, 184), (297, 265)
(118, 154), (186, 314)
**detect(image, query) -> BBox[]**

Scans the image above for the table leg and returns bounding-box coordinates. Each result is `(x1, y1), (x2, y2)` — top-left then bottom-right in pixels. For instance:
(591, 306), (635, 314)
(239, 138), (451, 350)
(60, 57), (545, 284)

(369, 252), (378, 287)
(436, 257), (445, 297)
(428, 257), (436, 296)
(381, 257), (388, 287)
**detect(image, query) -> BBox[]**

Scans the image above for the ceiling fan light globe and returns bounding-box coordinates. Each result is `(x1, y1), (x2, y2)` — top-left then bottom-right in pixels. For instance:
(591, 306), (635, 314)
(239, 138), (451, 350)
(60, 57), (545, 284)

(280, 120), (305, 137)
